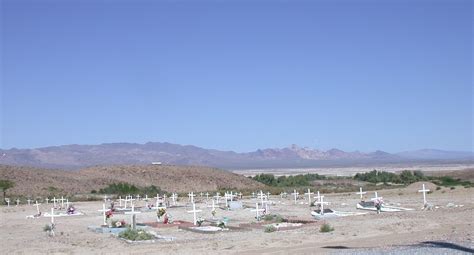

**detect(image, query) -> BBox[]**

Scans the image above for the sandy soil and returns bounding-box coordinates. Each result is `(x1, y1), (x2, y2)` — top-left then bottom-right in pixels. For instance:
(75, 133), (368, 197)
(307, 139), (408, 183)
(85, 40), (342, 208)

(1, 182), (473, 254)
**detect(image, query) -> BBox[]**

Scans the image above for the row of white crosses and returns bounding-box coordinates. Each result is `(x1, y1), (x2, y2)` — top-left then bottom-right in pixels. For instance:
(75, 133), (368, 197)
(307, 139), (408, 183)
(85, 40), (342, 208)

(355, 184), (430, 206)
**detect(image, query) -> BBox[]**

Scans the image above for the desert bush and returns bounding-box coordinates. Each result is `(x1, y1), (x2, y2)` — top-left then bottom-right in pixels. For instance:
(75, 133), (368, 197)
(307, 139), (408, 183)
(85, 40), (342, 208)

(262, 214), (284, 222)
(320, 223), (334, 233)
(432, 176), (472, 187)
(0, 180), (15, 201)
(118, 228), (154, 241)
(264, 225), (277, 233)
(252, 173), (326, 187)
(98, 183), (163, 196)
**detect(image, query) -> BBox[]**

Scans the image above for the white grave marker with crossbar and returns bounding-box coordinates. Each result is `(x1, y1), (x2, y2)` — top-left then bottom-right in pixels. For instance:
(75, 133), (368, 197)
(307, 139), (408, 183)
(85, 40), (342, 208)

(187, 203), (202, 225)
(34, 201), (41, 214)
(418, 184), (430, 205)
(125, 204), (141, 229)
(251, 202), (265, 221)
(356, 187), (367, 200)
(305, 188), (314, 204)
(292, 190), (299, 204)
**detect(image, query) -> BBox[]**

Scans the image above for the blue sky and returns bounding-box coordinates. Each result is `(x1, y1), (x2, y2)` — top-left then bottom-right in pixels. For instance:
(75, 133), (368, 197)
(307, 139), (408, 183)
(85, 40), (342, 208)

(1, 0), (472, 152)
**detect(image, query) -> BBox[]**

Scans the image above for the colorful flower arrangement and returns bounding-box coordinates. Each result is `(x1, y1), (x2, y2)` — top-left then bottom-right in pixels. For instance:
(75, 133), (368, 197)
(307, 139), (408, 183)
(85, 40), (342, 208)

(374, 198), (384, 214)
(106, 210), (113, 219)
(197, 217), (204, 227)
(157, 208), (166, 218)
(67, 205), (76, 215)
(112, 219), (127, 228)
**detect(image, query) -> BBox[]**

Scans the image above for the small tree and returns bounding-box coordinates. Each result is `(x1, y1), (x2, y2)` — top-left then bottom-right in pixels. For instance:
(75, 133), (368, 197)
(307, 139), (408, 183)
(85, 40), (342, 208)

(0, 180), (15, 203)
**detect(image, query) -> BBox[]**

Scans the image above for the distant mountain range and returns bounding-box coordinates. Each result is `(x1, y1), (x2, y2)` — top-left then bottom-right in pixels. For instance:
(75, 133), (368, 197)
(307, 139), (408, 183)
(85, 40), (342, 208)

(0, 142), (472, 170)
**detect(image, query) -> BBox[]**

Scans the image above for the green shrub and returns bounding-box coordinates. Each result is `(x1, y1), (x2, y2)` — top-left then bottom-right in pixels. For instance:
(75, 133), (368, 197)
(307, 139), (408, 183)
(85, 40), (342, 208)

(262, 214), (284, 222)
(252, 173), (326, 187)
(264, 225), (277, 233)
(320, 223), (334, 233)
(43, 224), (53, 232)
(118, 228), (154, 241)
(263, 215), (274, 221)
(98, 183), (163, 196)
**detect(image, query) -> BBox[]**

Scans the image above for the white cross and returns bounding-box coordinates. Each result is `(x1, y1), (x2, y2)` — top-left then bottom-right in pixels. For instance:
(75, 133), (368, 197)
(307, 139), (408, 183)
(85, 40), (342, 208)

(200, 192), (203, 198)
(257, 190), (266, 205)
(16, 199), (20, 206)
(266, 192), (271, 199)
(316, 191), (321, 202)
(262, 200), (270, 213)
(418, 184), (430, 205)
(214, 193), (221, 204)
(34, 201), (41, 214)
(125, 204), (141, 229)
(224, 193), (229, 208)
(187, 203), (202, 226)
(171, 193), (177, 205)
(205, 192), (209, 200)
(251, 202), (265, 220)
(5, 198), (10, 207)
(356, 187), (367, 199)
(118, 196), (123, 207)
(136, 194), (141, 201)
(207, 199), (216, 212)
(27, 198), (32, 206)
(239, 192), (243, 199)
(45, 198), (49, 204)
(66, 199), (69, 209)
(49, 207), (59, 224)
(292, 190), (299, 204)
(315, 196), (329, 215)
(123, 197), (128, 209)
(371, 191), (382, 201)
(103, 195), (108, 204)
(251, 192), (255, 198)
(144, 194), (149, 201)
(98, 204), (110, 226)
(128, 196), (135, 207)
(60, 196), (65, 208)
(188, 192), (195, 203)
(304, 188), (314, 204)
(52, 197), (57, 208)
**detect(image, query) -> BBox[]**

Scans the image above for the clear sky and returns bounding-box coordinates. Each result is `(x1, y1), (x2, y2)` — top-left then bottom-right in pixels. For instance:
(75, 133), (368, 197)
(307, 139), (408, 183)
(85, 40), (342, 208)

(1, 0), (472, 152)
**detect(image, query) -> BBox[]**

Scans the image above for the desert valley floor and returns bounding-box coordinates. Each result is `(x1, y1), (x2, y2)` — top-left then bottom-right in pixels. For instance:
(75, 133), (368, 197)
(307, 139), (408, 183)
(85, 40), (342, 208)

(1, 182), (473, 254)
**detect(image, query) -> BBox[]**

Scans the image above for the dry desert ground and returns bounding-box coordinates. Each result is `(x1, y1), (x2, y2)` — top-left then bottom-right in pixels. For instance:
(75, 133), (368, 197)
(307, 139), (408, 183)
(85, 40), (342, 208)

(1, 182), (473, 254)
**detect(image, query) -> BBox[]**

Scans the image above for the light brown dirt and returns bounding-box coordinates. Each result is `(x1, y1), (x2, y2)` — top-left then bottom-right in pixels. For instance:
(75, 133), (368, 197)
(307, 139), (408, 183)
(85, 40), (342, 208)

(0, 164), (265, 197)
(1, 183), (472, 254)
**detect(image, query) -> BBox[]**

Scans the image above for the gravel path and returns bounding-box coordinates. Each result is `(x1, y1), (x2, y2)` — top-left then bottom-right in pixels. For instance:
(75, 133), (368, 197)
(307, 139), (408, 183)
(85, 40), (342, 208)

(330, 241), (474, 254)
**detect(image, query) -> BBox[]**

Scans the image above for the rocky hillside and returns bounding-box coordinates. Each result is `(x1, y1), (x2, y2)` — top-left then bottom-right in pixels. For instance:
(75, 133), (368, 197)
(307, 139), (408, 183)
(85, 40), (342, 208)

(0, 164), (265, 197)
